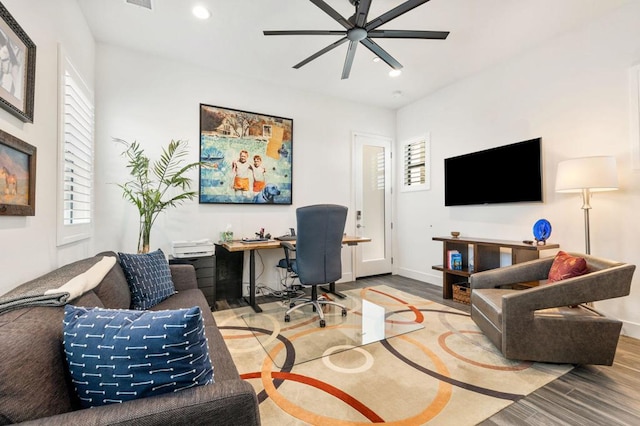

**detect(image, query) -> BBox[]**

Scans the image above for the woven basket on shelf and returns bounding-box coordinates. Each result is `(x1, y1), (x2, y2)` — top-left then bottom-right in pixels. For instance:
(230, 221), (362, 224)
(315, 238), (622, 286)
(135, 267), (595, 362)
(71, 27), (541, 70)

(452, 283), (471, 305)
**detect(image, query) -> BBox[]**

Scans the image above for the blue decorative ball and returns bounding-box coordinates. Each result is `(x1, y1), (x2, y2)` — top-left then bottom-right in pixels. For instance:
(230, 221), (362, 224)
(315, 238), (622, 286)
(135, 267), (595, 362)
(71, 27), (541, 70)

(533, 219), (552, 242)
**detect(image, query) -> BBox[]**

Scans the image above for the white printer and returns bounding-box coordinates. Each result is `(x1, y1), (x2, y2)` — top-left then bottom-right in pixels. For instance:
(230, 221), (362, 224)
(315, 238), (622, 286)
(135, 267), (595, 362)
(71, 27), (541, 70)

(171, 239), (215, 258)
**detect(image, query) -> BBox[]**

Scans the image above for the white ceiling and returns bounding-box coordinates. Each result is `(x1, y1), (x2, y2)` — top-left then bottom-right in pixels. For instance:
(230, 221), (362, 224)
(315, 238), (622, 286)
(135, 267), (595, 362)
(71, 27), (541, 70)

(76, 0), (626, 110)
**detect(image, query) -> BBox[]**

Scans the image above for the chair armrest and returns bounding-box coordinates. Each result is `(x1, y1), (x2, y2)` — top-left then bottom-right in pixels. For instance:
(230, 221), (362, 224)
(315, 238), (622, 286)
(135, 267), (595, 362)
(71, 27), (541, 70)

(470, 257), (554, 290)
(169, 264), (199, 292)
(502, 263), (636, 322)
(280, 241), (296, 251)
(21, 380), (260, 426)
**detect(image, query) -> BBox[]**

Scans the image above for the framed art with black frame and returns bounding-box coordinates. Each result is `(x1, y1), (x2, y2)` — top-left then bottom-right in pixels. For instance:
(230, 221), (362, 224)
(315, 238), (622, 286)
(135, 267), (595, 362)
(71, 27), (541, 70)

(199, 103), (293, 205)
(0, 128), (36, 216)
(0, 2), (36, 123)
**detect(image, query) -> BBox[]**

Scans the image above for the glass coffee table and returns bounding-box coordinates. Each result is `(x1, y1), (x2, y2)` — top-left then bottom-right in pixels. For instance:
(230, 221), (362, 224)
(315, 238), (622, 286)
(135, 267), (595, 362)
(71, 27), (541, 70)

(241, 291), (423, 367)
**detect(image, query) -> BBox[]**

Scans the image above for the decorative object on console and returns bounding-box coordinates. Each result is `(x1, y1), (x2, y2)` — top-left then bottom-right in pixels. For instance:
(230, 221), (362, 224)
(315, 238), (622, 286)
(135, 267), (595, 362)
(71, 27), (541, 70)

(118, 249), (176, 310)
(555, 156), (618, 254)
(532, 218), (552, 245)
(450, 231), (460, 238)
(63, 305), (213, 408)
(199, 103), (293, 205)
(115, 138), (201, 253)
(0, 128), (36, 216)
(0, 3), (36, 123)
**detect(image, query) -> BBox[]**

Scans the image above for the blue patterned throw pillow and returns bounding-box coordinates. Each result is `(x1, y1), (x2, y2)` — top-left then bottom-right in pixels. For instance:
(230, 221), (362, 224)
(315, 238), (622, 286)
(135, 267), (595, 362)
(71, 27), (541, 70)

(118, 249), (175, 309)
(63, 305), (214, 408)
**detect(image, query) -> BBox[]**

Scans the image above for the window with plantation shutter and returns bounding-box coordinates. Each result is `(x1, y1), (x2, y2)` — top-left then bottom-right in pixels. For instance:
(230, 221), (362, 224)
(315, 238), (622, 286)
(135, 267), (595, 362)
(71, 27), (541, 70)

(401, 135), (430, 192)
(57, 47), (94, 245)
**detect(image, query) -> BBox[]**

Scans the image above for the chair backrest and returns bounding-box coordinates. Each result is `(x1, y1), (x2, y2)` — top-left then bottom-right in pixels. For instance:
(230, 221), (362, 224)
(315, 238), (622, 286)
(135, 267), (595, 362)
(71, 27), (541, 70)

(294, 204), (348, 285)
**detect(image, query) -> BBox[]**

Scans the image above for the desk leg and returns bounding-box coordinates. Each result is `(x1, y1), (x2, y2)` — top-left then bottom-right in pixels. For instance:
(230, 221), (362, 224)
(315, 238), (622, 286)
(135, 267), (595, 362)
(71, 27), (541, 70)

(320, 282), (346, 299)
(245, 249), (262, 313)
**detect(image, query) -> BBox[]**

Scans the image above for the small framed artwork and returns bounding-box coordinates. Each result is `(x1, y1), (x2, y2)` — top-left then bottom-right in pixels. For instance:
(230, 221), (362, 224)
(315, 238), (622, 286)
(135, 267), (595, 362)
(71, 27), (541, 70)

(0, 3), (36, 123)
(199, 103), (293, 204)
(0, 128), (36, 215)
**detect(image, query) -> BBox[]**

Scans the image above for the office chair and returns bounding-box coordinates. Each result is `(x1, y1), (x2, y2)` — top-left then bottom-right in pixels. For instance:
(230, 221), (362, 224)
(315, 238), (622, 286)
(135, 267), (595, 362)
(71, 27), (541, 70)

(281, 204), (348, 327)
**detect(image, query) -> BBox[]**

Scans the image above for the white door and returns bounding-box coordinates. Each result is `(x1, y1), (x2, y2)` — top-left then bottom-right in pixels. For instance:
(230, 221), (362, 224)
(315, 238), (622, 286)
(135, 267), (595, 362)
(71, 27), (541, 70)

(353, 133), (392, 277)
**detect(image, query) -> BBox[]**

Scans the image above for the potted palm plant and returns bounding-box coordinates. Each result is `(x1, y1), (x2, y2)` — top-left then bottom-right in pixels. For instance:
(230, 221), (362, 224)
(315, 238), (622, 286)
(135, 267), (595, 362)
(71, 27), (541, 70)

(115, 138), (201, 253)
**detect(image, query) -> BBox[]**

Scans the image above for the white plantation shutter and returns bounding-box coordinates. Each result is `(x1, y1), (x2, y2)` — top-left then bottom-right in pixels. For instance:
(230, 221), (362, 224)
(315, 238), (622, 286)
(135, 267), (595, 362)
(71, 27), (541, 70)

(57, 47), (94, 245)
(402, 135), (430, 192)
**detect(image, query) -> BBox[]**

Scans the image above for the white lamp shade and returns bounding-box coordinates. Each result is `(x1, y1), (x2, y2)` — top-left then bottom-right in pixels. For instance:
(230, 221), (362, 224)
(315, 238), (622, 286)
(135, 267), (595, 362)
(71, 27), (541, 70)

(555, 156), (618, 193)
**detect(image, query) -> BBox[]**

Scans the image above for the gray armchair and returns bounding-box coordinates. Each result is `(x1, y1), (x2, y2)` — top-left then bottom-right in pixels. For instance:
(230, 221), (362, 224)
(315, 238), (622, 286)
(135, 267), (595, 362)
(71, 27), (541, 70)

(281, 204), (348, 327)
(470, 253), (635, 365)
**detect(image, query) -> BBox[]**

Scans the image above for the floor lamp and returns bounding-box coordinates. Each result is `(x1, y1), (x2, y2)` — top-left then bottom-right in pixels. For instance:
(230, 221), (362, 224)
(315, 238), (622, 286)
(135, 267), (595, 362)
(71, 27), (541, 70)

(555, 156), (618, 255)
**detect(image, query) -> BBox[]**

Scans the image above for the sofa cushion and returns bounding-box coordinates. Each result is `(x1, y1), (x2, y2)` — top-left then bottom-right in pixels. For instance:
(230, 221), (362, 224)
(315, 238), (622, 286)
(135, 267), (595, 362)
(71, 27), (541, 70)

(118, 249), (175, 309)
(63, 305), (214, 408)
(0, 307), (75, 424)
(93, 251), (132, 309)
(548, 251), (588, 283)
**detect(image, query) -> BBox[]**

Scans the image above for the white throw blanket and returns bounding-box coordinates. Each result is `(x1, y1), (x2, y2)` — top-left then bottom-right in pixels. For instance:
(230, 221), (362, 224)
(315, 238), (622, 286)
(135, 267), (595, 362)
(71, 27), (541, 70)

(44, 256), (117, 301)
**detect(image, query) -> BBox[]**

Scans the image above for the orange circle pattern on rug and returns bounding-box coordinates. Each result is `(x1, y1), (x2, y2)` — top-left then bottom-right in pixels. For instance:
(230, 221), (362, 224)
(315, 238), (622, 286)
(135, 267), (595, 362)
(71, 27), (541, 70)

(257, 323), (452, 425)
(360, 287), (425, 324)
(438, 330), (533, 371)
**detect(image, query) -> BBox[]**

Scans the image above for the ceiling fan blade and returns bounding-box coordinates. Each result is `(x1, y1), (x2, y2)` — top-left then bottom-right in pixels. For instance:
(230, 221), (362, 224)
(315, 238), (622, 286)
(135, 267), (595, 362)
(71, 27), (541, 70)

(309, 0), (352, 30)
(367, 29), (449, 39)
(354, 0), (372, 27)
(293, 37), (348, 69)
(264, 30), (346, 36)
(360, 38), (403, 70)
(366, 0), (432, 32)
(341, 40), (359, 80)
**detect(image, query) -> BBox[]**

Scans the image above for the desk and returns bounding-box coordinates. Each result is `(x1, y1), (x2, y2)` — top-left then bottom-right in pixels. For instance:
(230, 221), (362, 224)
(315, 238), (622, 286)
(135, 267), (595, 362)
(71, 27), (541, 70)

(219, 236), (371, 312)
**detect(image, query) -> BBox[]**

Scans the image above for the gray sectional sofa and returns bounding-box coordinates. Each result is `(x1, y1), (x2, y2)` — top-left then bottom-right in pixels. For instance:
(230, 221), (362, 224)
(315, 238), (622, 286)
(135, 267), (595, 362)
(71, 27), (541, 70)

(0, 251), (260, 425)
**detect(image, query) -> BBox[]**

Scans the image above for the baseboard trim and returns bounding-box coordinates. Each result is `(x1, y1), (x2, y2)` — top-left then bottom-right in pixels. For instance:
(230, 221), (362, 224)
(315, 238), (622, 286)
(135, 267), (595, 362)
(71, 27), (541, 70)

(621, 320), (640, 339)
(396, 267), (441, 286)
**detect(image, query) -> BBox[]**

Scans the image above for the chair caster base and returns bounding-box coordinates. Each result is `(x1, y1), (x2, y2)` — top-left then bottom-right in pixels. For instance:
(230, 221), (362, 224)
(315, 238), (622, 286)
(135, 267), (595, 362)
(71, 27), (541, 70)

(284, 314), (290, 322)
(341, 309), (347, 316)
(320, 319), (326, 327)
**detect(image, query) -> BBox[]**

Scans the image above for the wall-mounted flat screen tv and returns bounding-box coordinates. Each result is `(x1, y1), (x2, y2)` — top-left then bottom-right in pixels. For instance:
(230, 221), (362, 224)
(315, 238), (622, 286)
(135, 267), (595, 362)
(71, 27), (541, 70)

(444, 138), (542, 206)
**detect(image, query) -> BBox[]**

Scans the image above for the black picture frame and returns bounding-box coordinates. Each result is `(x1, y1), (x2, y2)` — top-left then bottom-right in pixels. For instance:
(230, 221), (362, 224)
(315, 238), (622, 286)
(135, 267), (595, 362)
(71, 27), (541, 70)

(199, 103), (293, 205)
(0, 2), (36, 123)
(0, 128), (36, 216)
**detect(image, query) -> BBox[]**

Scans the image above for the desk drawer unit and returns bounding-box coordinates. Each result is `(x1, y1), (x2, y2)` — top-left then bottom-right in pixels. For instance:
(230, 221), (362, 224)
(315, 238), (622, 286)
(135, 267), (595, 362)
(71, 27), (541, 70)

(169, 255), (216, 310)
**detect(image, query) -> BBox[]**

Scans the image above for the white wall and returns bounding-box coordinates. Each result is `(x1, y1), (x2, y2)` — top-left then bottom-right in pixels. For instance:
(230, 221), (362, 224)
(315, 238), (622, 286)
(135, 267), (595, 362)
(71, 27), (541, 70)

(0, 0), (95, 294)
(92, 44), (395, 293)
(395, 2), (640, 337)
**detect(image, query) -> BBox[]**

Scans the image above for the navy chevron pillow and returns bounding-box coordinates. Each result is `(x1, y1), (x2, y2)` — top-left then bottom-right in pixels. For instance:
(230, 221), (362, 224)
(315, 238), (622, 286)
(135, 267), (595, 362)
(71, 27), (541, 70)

(63, 305), (214, 408)
(118, 249), (175, 309)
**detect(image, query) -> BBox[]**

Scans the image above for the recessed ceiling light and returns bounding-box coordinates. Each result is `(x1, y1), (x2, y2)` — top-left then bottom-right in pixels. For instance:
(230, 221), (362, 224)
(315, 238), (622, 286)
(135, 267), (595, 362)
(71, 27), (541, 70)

(192, 5), (211, 20)
(372, 57), (381, 63)
(389, 69), (402, 77)
(392, 90), (403, 98)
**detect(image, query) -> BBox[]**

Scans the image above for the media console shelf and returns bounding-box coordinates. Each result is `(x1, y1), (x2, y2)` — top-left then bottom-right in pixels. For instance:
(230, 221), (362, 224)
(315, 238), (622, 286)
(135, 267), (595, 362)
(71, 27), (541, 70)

(432, 236), (559, 300)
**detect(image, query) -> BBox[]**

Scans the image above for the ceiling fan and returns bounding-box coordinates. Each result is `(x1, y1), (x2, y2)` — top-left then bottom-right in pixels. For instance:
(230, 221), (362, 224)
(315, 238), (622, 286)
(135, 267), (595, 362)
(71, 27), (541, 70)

(263, 0), (449, 79)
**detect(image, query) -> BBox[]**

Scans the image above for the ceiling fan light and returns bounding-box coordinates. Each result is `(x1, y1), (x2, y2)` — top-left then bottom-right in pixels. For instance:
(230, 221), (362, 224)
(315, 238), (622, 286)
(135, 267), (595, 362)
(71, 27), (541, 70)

(192, 5), (211, 20)
(389, 69), (402, 77)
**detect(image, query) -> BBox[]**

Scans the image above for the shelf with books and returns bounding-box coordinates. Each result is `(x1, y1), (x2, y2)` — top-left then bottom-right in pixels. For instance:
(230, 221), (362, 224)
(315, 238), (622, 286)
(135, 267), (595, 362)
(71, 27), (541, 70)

(432, 236), (559, 300)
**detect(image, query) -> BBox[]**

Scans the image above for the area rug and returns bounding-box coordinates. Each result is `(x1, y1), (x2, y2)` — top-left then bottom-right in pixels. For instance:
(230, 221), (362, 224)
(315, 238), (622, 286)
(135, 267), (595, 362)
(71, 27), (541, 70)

(212, 285), (573, 425)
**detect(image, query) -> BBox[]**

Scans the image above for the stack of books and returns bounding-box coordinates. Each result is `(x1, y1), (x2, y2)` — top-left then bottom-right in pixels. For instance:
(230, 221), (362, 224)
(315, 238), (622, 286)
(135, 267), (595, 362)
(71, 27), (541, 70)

(447, 250), (463, 271)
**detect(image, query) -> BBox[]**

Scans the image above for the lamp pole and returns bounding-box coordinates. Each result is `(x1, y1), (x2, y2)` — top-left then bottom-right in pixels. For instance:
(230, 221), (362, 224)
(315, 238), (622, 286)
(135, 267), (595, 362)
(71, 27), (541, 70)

(581, 188), (592, 255)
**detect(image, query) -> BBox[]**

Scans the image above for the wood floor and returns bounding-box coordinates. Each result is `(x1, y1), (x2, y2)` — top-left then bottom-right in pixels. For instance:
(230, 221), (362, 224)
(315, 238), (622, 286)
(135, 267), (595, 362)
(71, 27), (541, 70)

(225, 274), (640, 425)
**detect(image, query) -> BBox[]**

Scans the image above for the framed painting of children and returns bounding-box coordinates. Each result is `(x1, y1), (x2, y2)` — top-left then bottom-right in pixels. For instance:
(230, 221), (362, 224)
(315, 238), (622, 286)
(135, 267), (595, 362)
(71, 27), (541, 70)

(199, 103), (293, 205)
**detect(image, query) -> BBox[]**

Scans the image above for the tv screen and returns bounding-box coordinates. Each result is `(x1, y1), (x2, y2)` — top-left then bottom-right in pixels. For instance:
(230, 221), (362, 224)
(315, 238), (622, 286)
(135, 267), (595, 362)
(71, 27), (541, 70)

(444, 138), (542, 206)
